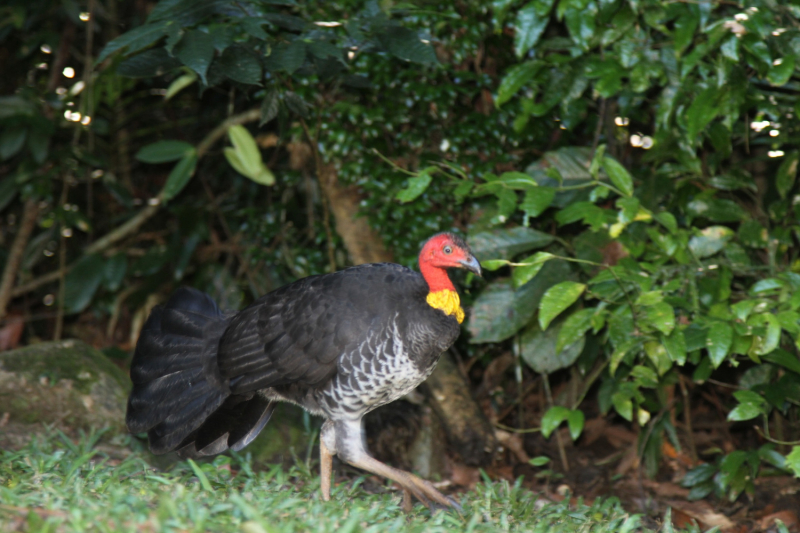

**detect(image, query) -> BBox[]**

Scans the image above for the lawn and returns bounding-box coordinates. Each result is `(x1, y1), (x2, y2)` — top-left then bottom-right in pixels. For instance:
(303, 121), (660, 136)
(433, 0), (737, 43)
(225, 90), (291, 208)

(0, 429), (684, 533)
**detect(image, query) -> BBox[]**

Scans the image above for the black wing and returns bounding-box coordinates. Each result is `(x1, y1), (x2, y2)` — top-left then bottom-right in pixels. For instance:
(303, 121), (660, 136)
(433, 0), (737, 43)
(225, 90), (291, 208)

(216, 263), (429, 394)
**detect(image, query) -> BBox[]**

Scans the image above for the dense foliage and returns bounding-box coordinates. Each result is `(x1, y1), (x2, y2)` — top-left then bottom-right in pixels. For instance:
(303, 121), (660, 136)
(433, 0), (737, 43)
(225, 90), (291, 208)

(1, 0), (800, 510)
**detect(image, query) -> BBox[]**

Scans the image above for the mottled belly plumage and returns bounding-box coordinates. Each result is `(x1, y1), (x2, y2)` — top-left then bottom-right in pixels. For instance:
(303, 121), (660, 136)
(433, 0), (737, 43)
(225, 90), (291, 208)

(315, 316), (441, 419)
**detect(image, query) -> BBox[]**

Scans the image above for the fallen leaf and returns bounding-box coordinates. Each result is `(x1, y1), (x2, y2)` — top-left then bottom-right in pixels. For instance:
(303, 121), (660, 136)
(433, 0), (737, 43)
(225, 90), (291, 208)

(757, 510), (799, 531)
(665, 499), (734, 530)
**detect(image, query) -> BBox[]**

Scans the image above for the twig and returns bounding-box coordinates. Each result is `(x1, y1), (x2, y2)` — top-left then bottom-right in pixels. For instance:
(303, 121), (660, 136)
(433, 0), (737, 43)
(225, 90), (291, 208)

(493, 422), (541, 434)
(678, 374), (698, 464)
(0, 199), (40, 318)
(543, 373), (570, 472)
(591, 98), (606, 153)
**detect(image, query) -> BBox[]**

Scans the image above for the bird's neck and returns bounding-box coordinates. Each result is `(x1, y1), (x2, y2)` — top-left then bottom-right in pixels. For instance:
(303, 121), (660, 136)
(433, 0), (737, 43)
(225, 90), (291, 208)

(420, 263), (464, 324)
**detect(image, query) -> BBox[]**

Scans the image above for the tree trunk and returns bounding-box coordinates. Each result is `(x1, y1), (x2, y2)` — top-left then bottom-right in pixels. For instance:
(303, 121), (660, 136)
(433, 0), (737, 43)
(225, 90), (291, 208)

(317, 163), (393, 265)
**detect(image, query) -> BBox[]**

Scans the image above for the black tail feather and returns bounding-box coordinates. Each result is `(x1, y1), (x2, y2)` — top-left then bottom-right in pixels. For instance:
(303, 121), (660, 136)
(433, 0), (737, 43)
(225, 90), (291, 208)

(127, 288), (229, 452)
(174, 394), (274, 458)
(127, 287), (276, 456)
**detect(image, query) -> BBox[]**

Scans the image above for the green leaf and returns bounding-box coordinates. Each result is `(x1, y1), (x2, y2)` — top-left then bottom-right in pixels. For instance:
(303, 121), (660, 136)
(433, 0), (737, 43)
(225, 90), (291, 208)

(662, 330), (686, 364)
(496, 61), (541, 107)
(642, 302), (675, 336)
(566, 409), (584, 441)
(267, 40), (307, 73)
(103, 253), (128, 292)
(380, 26), (437, 64)
(564, 1), (597, 51)
(117, 48), (180, 78)
(512, 252), (554, 288)
(655, 212), (678, 234)
(732, 300), (757, 321)
(27, 128), (50, 164)
(520, 315), (585, 373)
(688, 226), (734, 258)
(468, 227), (554, 261)
(283, 91), (309, 118)
(175, 29), (215, 84)
(481, 259), (509, 271)
(556, 308), (594, 353)
(499, 171), (538, 189)
(63, 254), (106, 314)
(686, 198), (746, 222)
(776, 152), (799, 199)
(631, 365), (659, 388)
(644, 341), (673, 376)
(673, 12), (698, 56)
(602, 156), (634, 197)
(707, 322), (733, 368)
(728, 391), (768, 422)
(161, 151), (198, 201)
(260, 89), (280, 126)
(216, 46), (262, 85)
(135, 140), (195, 163)
(0, 176), (19, 213)
(228, 125), (268, 179)
(225, 148), (274, 186)
(636, 291), (663, 306)
(529, 456), (550, 467)
(495, 188), (517, 218)
(748, 313), (781, 357)
(0, 127), (27, 160)
(514, 0), (555, 58)
(396, 170), (433, 203)
(682, 464), (717, 487)
(786, 446), (800, 478)
(768, 55), (795, 87)
(727, 403), (764, 422)
(164, 71), (198, 100)
(686, 86), (720, 141)
(470, 279), (523, 343)
(174, 232), (201, 280)
(610, 338), (642, 375)
(470, 259), (572, 344)
(763, 348), (800, 375)
(520, 186), (555, 219)
(539, 281), (586, 330)
(541, 406), (570, 438)
(97, 20), (170, 63)
(186, 459), (213, 492)
(611, 391), (633, 421)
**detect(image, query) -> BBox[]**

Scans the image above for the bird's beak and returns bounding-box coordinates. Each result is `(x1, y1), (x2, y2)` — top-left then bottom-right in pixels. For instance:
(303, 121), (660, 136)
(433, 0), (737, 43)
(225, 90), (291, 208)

(459, 255), (482, 277)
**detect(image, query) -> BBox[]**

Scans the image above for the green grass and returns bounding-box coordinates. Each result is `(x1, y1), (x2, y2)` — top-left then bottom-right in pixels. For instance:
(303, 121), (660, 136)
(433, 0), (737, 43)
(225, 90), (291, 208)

(1, 430), (676, 533)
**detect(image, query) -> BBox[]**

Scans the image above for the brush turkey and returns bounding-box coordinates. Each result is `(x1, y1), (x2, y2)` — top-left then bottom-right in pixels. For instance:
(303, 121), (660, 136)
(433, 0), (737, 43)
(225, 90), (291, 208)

(126, 232), (481, 510)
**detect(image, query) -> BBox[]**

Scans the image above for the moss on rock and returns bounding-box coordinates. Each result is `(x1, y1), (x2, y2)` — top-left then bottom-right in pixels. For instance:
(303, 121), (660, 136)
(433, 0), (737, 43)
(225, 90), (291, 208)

(0, 340), (130, 431)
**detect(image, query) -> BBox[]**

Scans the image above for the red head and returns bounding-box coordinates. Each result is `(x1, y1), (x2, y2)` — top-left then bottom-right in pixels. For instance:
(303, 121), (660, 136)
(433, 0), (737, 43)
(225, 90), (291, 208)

(418, 233), (482, 292)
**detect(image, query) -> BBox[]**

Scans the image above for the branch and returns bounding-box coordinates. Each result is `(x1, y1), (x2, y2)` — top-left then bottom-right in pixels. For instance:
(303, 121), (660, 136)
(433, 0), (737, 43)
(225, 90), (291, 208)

(0, 199), (40, 318)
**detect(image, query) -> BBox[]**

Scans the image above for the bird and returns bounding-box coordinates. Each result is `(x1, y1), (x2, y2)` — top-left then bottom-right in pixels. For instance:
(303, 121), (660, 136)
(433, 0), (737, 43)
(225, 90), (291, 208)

(126, 232), (481, 510)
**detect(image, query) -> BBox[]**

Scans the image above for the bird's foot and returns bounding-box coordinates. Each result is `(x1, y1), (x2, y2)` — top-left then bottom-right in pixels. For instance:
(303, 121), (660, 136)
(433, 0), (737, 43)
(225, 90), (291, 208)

(399, 476), (462, 513)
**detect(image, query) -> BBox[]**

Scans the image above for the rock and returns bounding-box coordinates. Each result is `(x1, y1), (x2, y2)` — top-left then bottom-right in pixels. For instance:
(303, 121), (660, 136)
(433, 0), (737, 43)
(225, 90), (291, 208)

(0, 340), (130, 434)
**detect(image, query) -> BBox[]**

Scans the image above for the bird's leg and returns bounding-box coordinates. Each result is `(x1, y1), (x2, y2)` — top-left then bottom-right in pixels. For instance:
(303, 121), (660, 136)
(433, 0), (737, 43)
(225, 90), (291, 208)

(333, 420), (461, 512)
(320, 420), (335, 501)
(402, 489), (413, 513)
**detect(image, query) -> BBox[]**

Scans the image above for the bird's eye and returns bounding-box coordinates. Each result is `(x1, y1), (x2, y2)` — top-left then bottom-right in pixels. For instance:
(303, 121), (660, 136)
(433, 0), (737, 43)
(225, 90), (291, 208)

(443, 246), (452, 254)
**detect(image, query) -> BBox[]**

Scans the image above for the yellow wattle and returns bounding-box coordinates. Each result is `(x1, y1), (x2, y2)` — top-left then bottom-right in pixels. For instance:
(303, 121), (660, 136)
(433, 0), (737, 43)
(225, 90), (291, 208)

(426, 290), (465, 324)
